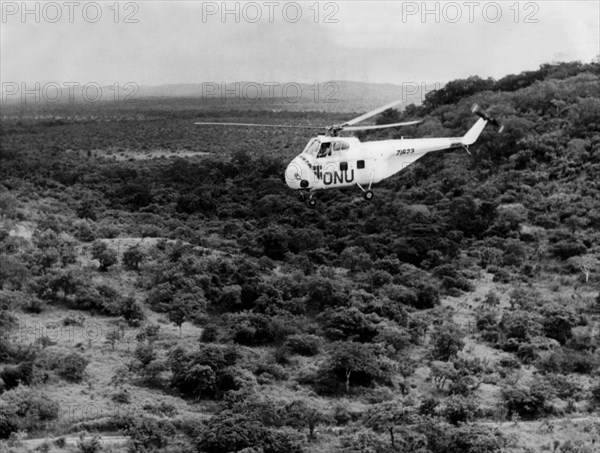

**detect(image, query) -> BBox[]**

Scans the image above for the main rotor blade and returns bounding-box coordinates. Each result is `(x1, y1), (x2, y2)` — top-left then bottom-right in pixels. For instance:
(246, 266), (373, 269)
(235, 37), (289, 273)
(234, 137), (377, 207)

(342, 99), (404, 126)
(343, 120), (421, 131)
(194, 122), (324, 129)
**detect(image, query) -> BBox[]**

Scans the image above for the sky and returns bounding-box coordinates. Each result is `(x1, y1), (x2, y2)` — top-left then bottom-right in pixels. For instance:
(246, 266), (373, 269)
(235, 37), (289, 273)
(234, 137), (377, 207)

(1, 0), (599, 88)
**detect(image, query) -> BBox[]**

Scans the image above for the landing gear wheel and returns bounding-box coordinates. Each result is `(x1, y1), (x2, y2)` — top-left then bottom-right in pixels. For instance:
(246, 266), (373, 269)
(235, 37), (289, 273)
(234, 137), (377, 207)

(299, 192), (307, 201)
(363, 190), (374, 201)
(307, 198), (317, 208)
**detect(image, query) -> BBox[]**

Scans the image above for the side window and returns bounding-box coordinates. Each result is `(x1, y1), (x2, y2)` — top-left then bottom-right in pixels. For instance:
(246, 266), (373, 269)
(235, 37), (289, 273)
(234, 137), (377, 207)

(340, 162), (348, 171)
(332, 141), (350, 152)
(357, 160), (365, 169)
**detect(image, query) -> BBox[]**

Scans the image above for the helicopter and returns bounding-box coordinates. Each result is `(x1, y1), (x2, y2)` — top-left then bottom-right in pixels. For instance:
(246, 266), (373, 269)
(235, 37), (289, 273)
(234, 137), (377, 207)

(195, 102), (502, 207)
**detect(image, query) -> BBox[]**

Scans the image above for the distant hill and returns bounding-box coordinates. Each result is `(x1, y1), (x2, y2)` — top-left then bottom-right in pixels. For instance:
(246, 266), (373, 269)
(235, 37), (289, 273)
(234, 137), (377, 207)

(133, 80), (439, 112)
(0, 80), (439, 114)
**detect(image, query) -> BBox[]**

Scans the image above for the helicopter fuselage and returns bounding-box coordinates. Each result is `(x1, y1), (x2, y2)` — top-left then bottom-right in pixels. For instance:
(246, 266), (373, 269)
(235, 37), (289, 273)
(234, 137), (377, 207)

(284, 133), (473, 192)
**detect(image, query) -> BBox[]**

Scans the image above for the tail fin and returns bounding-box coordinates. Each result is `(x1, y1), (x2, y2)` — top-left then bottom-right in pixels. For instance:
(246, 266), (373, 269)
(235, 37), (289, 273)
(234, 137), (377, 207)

(462, 117), (488, 146)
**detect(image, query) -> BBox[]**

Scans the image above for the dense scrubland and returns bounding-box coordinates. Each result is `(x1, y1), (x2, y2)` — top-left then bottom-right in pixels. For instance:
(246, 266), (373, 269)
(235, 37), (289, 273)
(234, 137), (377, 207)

(1, 61), (600, 453)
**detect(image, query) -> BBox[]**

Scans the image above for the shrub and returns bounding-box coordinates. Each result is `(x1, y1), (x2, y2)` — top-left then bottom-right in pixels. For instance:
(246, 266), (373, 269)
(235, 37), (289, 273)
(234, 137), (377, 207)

(484, 291), (500, 306)
(591, 381), (600, 406)
(97, 249), (118, 271)
(231, 313), (294, 346)
(57, 352), (89, 382)
(0, 361), (36, 390)
(112, 387), (131, 404)
(441, 396), (477, 425)
(374, 327), (411, 356)
(545, 374), (582, 400)
(488, 266), (511, 283)
(381, 284), (418, 309)
(319, 307), (379, 343)
(364, 295), (409, 325)
(254, 363), (288, 383)
(543, 313), (573, 345)
(0, 309), (17, 333)
(195, 412), (268, 453)
(549, 240), (587, 260)
(285, 334), (322, 356)
(77, 434), (102, 453)
(537, 349), (598, 374)
(124, 416), (176, 452)
(168, 345), (240, 399)
(0, 405), (19, 439)
(446, 425), (508, 453)
(499, 311), (541, 342)
(74, 220), (96, 242)
(433, 265), (474, 295)
(196, 412), (306, 453)
(90, 241), (117, 271)
(414, 282), (441, 309)
(476, 312), (497, 331)
(501, 382), (553, 419)
(200, 324), (220, 342)
(0, 386), (60, 434)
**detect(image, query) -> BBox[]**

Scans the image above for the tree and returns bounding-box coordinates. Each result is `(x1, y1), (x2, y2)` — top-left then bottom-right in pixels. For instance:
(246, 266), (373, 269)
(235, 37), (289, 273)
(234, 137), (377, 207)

(0, 309), (17, 333)
(120, 296), (145, 327)
(565, 216), (584, 234)
(284, 399), (331, 440)
(168, 294), (194, 337)
(430, 361), (458, 390)
(364, 399), (413, 447)
(258, 226), (289, 260)
(106, 329), (120, 350)
(97, 249), (118, 271)
(122, 245), (145, 271)
(430, 323), (465, 361)
(182, 364), (216, 398)
(168, 344), (239, 399)
(76, 200), (97, 221)
(0, 193), (18, 219)
(567, 254), (599, 283)
(131, 343), (166, 384)
(340, 246), (373, 273)
(89, 241), (117, 271)
(327, 342), (390, 394)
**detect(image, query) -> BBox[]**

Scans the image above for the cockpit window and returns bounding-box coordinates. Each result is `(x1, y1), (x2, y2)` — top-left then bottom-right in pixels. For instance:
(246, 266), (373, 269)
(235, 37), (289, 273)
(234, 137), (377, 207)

(332, 141), (349, 152)
(302, 138), (320, 156)
(317, 142), (332, 158)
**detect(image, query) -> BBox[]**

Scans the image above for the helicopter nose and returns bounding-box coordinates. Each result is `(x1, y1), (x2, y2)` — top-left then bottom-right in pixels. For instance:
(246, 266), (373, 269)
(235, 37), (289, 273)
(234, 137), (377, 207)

(285, 158), (308, 189)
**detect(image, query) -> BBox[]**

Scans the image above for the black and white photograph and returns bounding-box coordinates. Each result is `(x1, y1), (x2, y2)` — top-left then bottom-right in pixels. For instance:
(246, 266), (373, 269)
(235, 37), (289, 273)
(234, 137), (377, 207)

(1, 1), (600, 451)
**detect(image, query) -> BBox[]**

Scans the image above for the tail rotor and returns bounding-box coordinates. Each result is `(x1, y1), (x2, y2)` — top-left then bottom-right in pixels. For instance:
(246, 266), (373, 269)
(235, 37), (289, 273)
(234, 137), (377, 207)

(472, 104), (504, 133)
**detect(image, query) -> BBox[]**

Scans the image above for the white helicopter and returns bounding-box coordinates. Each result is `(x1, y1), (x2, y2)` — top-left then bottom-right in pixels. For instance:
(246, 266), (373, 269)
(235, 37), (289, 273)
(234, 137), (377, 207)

(195, 102), (501, 207)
